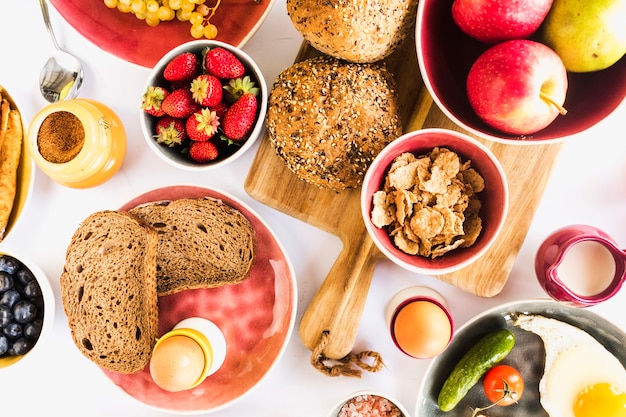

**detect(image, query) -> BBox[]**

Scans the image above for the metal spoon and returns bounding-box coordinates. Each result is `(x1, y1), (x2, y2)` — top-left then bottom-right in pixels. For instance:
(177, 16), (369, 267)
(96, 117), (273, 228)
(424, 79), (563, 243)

(38, 0), (84, 103)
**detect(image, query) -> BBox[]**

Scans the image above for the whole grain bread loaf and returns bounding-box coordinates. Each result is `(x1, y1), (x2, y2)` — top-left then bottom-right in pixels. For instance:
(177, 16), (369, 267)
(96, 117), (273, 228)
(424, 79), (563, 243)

(287, 0), (419, 63)
(60, 210), (159, 374)
(128, 197), (256, 296)
(266, 56), (403, 190)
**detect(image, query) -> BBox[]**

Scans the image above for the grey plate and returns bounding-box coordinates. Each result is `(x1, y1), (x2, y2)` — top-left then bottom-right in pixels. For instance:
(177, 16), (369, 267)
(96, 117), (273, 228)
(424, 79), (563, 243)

(415, 299), (626, 417)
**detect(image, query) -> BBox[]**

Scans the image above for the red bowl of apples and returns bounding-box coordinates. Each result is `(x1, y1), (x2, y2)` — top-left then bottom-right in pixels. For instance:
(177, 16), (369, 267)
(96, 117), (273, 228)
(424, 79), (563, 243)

(416, 0), (626, 144)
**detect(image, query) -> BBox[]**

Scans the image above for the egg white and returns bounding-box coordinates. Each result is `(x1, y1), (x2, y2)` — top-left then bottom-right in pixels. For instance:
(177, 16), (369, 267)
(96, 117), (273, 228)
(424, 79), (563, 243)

(515, 314), (626, 417)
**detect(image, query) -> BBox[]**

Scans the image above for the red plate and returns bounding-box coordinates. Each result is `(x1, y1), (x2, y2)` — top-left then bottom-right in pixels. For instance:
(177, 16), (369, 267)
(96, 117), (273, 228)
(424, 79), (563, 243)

(101, 185), (296, 413)
(50, 0), (275, 68)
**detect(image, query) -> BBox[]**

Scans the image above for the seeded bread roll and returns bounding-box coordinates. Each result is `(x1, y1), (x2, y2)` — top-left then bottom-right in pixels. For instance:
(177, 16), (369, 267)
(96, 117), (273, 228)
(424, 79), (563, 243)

(266, 56), (403, 190)
(60, 210), (159, 374)
(287, 0), (419, 63)
(129, 197), (256, 296)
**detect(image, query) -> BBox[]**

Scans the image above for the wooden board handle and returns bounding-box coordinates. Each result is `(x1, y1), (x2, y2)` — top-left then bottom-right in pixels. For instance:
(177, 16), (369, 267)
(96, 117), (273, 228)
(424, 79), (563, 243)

(299, 227), (382, 360)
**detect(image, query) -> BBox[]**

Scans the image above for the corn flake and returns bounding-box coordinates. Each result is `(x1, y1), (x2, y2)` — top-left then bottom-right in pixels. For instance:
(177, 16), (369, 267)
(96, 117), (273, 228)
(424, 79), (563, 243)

(370, 148), (485, 258)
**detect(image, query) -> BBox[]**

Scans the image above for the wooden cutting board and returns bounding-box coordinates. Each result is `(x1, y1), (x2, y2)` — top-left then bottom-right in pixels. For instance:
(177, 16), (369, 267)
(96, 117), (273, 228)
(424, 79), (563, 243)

(244, 38), (563, 362)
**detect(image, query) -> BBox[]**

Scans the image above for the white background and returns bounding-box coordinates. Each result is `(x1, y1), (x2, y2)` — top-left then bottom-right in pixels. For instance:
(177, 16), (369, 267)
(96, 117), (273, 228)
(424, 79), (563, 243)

(0, 1), (625, 416)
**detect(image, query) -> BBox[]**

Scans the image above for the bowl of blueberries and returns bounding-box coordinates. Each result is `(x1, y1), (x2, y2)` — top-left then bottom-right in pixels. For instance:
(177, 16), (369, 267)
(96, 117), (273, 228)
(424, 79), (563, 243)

(0, 252), (55, 369)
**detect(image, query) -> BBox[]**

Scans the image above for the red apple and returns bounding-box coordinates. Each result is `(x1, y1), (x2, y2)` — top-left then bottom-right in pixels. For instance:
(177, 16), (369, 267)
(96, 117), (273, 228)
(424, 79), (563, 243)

(452, 0), (553, 44)
(466, 39), (568, 136)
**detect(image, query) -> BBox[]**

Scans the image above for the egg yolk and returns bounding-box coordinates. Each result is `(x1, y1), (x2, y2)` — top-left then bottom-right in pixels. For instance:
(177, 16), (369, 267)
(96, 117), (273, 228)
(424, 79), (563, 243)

(149, 335), (206, 392)
(573, 383), (626, 417)
(392, 300), (451, 358)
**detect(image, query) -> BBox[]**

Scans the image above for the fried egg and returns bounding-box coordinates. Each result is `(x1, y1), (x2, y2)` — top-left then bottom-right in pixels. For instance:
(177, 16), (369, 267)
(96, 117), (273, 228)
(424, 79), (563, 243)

(515, 314), (626, 417)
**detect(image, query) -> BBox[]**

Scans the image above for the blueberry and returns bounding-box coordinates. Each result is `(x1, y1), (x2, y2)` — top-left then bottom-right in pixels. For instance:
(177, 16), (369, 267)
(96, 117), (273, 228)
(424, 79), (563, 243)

(0, 256), (20, 274)
(3, 321), (22, 339)
(11, 337), (34, 355)
(0, 305), (12, 327)
(6, 344), (17, 356)
(15, 267), (35, 287)
(0, 334), (8, 356)
(13, 301), (37, 324)
(0, 271), (13, 292)
(0, 289), (21, 309)
(23, 318), (43, 339)
(23, 280), (42, 299)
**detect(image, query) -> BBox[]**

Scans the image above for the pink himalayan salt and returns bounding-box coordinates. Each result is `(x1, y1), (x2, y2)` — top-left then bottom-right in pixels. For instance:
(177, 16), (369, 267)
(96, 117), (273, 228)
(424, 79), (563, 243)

(337, 394), (404, 417)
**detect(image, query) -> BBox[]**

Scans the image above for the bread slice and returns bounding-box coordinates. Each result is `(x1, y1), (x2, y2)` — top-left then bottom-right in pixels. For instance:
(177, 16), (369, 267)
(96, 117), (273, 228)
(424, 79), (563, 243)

(128, 197), (256, 296)
(60, 210), (159, 374)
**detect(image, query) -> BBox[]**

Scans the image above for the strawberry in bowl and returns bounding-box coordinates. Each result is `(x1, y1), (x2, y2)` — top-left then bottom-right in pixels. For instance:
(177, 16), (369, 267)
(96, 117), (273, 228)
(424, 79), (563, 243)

(140, 40), (267, 170)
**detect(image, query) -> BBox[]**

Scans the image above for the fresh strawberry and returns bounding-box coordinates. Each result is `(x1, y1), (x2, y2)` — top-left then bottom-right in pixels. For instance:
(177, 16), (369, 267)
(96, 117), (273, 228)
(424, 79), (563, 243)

(186, 108), (220, 142)
(223, 75), (259, 104)
(161, 88), (200, 118)
(141, 85), (169, 117)
(163, 52), (200, 82)
(154, 116), (187, 147)
(204, 47), (245, 79)
(190, 74), (223, 107)
(189, 140), (219, 162)
(221, 93), (258, 142)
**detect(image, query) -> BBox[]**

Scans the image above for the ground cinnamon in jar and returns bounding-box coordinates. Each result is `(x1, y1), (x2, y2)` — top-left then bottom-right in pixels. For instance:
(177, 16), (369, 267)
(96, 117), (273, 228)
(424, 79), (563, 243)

(37, 111), (85, 163)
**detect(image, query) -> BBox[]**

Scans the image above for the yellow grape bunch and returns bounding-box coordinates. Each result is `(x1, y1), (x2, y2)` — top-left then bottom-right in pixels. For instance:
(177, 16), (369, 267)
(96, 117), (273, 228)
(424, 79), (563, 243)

(103, 0), (221, 39)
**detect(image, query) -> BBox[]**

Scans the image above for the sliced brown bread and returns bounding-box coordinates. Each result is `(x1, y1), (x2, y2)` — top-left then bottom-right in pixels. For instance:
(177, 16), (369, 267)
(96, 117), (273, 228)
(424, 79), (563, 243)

(128, 197), (256, 296)
(60, 210), (159, 374)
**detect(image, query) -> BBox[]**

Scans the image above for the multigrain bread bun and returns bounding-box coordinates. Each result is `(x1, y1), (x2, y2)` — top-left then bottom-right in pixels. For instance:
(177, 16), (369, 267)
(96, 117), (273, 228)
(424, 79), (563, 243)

(60, 210), (159, 374)
(129, 198), (256, 296)
(287, 0), (419, 63)
(266, 56), (403, 190)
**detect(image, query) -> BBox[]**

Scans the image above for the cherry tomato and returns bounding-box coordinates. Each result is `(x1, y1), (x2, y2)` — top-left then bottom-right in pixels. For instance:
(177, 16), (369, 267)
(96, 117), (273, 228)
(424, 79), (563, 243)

(483, 365), (524, 406)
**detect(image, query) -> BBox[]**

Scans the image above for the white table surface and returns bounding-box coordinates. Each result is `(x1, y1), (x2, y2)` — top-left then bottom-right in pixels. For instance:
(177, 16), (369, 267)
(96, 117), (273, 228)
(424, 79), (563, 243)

(1, 2), (625, 416)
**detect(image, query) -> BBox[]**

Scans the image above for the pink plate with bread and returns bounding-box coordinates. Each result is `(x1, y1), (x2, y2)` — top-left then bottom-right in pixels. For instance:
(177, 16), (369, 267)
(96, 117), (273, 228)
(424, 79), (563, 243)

(49, 0), (275, 68)
(102, 185), (297, 414)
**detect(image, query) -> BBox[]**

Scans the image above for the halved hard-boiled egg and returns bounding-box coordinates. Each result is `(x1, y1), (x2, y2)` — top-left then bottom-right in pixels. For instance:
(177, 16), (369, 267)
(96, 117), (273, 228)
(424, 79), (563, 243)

(515, 314), (626, 417)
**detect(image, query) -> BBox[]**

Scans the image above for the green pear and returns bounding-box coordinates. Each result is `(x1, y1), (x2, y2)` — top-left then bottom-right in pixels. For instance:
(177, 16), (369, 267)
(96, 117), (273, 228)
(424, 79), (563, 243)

(540, 0), (626, 72)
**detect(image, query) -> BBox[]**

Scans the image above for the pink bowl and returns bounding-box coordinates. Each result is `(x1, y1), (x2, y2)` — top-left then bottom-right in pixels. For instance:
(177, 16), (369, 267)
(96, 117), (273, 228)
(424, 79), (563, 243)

(361, 128), (509, 275)
(416, 0), (626, 144)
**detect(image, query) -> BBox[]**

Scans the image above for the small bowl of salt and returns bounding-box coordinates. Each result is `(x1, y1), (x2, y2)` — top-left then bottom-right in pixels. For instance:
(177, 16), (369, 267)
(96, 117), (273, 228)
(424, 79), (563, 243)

(328, 391), (410, 417)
